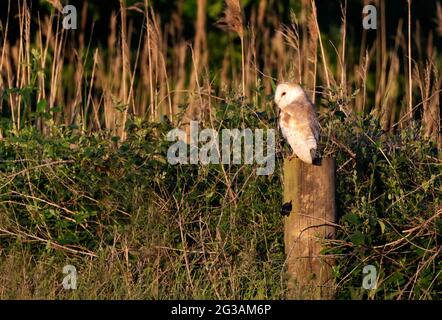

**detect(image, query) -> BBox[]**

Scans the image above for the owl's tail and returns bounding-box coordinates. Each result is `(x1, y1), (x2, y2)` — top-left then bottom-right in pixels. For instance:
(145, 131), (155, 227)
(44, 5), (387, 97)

(296, 149), (315, 164)
(297, 139), (317, 164)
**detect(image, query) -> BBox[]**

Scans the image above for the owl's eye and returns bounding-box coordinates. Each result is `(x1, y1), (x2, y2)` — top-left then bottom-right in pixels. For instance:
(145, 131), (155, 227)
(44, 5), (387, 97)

(281, 92), (286, 96)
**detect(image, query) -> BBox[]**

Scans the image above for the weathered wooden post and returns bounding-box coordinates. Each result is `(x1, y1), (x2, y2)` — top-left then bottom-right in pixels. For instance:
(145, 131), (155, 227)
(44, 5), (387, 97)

(283, 157), (337, 299)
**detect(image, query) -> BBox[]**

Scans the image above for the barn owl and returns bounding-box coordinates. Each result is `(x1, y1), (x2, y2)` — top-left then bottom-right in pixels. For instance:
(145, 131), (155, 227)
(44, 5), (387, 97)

(274, 83), (319, 164)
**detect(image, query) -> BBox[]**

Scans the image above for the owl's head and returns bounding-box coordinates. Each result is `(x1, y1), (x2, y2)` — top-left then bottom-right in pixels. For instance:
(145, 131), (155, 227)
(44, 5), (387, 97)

(274, 83), (306, 109)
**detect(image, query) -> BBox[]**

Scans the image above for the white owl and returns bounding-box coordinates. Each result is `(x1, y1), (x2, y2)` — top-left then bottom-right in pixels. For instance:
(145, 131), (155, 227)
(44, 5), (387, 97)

(274, 83), (319, 164)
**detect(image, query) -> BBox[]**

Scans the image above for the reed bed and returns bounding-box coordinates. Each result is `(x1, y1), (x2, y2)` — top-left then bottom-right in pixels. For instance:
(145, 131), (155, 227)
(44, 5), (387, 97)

(0, 0), (439, 147)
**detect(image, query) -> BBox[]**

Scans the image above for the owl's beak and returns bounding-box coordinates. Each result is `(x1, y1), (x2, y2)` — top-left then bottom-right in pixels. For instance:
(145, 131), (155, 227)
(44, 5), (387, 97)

(274, 95), (280, 106)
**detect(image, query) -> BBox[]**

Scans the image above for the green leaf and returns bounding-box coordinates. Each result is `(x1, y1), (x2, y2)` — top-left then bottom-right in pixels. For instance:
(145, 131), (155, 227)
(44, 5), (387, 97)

(350, 231), (365, 246)
(37, 99), (47, 113)
(378, 219), (386, 234)
(343, 212), (361, 226)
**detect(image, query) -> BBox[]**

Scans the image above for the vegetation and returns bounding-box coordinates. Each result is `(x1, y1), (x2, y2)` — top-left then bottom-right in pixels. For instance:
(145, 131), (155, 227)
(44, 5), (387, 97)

(0, 0), (441, 299)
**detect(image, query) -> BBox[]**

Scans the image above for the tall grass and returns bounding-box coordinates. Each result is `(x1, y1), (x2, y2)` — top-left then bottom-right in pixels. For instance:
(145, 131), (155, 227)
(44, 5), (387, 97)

(0, 0), (440, 146)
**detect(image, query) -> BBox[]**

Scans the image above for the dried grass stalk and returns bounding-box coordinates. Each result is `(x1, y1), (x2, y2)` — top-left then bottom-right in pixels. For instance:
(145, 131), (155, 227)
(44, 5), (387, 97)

(217, 0), (246, 99)
(216, 0), (244, 37)
(436, 3), (442, 37)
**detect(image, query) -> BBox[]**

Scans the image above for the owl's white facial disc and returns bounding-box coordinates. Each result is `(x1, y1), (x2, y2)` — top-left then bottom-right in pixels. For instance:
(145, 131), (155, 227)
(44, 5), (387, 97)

(274, 83), (305, 109)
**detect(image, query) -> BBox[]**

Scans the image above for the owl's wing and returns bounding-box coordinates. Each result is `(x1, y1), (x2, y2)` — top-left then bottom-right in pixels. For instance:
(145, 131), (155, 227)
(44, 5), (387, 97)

(280, 100), (319, 163)
(284, 100), (319, 140)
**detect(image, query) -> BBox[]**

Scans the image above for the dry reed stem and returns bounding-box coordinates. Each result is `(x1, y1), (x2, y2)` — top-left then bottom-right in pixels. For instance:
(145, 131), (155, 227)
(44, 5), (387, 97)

(407, 0), (413, 121)
(216, 0), (246, 99)
(311, 0), (330, 90)
(436, 3), (442, 36)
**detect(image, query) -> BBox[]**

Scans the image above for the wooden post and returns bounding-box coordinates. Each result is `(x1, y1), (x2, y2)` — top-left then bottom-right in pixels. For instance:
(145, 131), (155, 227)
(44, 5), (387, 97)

(283, 157), (336, 299)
